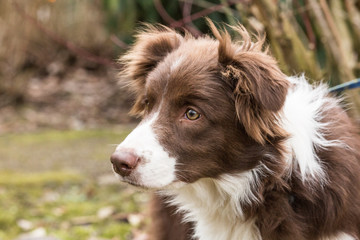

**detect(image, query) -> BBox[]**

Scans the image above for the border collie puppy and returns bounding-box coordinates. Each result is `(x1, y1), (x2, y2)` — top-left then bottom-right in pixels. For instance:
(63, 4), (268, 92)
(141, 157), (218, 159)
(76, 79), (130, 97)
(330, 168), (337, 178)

(111, 21), (360, 240)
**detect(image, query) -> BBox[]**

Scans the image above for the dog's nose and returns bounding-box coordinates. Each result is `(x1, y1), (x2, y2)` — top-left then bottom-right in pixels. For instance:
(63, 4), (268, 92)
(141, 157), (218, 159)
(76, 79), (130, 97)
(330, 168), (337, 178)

(110, 151), (140, 177)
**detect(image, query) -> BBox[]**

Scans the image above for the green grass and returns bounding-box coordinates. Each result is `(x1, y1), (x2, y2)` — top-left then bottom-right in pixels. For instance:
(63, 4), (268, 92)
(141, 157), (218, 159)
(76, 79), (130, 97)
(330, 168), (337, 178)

(0, 127), (134, 175)
(0, 126), (149, 240)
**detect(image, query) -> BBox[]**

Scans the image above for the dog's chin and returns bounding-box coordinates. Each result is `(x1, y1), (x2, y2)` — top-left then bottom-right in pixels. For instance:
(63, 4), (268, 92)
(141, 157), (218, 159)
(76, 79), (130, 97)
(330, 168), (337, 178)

(122, 179), (152, 190)
(116, 174), (186, 191)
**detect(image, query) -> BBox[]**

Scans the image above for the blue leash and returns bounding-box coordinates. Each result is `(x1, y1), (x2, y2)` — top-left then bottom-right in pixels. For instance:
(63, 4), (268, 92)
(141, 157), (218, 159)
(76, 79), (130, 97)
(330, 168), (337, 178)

(329, 78), (360, 93)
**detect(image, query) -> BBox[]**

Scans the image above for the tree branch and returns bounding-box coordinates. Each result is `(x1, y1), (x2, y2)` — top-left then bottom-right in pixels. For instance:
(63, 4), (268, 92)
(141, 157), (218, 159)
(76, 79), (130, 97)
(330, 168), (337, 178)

(13, 1), (120, 68)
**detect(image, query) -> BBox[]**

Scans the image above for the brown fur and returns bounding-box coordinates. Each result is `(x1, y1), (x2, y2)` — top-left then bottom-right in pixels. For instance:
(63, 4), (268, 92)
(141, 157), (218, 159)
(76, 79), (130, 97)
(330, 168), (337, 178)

(208, 20), (290, 144)
(149, 195), (194, 240)
(119, 21), (360, 240)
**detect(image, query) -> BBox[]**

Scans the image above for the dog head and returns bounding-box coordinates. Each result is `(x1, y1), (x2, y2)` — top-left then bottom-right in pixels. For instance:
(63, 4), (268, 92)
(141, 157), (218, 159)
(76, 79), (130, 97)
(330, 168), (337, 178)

(111, 22), (289, 189)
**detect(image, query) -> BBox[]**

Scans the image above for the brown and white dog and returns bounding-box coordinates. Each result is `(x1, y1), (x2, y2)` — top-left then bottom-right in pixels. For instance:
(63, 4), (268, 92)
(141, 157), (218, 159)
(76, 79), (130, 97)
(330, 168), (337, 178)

(110, 21), (360, 240)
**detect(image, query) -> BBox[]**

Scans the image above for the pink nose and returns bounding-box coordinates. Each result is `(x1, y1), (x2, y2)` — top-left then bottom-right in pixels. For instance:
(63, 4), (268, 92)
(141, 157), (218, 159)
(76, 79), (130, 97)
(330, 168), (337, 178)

(110, 151), (140, 177)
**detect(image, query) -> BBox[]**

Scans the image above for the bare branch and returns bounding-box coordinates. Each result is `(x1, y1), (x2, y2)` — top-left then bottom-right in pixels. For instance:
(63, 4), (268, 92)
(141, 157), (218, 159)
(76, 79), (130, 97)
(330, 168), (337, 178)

(171, 0), (240, 27)
(153, 0), (202, 36)
(110, 34), (129, 49)
(12, 1), (120, 68)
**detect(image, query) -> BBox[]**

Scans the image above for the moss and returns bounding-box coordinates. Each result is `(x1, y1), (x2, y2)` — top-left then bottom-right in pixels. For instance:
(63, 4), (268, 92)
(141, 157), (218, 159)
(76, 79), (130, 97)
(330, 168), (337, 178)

(0, 171), (82, 186)
(101, 222), (132, 239)
(0, 128), (131, 146)
(0, 128), (132, 175)
(0, 128), (149, 239)
(54, 225), (96, 240)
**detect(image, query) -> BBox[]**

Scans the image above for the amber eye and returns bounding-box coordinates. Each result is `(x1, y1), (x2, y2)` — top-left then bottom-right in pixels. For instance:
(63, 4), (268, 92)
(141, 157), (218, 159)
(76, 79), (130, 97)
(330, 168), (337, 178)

(144, 99), (149, 106)
(143, 99), (150, 110)
(185, 109), (201, 120)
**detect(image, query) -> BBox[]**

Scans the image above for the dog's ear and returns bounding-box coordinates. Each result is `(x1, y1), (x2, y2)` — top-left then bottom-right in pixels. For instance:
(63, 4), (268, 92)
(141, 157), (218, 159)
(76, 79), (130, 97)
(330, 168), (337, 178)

(119, 24), (182, 94)
(208, 21), (289, 144)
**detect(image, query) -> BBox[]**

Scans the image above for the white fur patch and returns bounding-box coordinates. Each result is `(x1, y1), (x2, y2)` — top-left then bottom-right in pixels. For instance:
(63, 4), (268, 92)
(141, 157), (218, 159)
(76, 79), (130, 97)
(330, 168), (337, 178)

(162, 170), (262, 240)
(281, 75), (343, 182)
(170, 56), (184, 72)
(115, 112), (177, 188)
(321, 232), (356, 240)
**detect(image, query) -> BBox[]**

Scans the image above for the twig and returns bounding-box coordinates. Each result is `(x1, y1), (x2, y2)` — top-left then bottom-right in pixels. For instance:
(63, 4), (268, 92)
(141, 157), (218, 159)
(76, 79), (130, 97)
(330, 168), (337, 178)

(294, 0), (316, 49)
(318, 0), (342, 48)
(180, 0), (238, 15)
(154, 0), (241, 34)
(153, 0), (202, 36)
(344, 0), (360, 43)
(307, 0), (340, 62)
(153, 0), (179, 27)
(308, 0), (360, 117)
(183, 0), (193, 23)
(172, 0), (240, 26)
(110, 34), (129, 49)
(12, 1), (120, 68)
(182, 0), (203, 36)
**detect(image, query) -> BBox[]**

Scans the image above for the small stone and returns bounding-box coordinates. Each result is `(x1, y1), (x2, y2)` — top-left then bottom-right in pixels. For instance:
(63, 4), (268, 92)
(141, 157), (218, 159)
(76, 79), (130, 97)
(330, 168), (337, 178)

(97, 206), (115, 219)
(15, 227), (59, 240)
(17, 219), (33, 231)
(42, 191), (60, 203)
(97, 174), (118, 185)
(128, 213), (143, 227)
(52, 207), (65, 217)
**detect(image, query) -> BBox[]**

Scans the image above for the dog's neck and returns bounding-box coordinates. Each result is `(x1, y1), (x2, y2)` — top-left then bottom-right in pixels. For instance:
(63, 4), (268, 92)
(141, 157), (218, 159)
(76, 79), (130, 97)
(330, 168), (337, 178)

(160, 171), (262, 240)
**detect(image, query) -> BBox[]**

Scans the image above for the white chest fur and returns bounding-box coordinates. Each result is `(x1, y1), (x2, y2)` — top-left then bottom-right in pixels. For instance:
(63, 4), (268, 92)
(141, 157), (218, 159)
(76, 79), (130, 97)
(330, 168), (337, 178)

(161, 172), (262, 240)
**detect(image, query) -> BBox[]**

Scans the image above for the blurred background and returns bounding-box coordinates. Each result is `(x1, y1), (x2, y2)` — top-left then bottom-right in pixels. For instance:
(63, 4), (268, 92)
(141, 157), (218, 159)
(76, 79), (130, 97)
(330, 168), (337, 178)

(0, 0), (359, 239)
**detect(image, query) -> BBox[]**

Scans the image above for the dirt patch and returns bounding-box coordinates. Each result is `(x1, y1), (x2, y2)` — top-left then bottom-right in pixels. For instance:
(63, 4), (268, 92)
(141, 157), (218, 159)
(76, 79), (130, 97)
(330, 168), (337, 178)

(0, 63), (137, 134)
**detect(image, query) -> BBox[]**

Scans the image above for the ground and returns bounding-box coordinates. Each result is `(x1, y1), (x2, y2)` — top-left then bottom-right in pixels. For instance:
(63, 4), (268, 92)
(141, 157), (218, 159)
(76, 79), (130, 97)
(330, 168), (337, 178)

(0, 40), (148, 239)
(0, 127), (149, 240)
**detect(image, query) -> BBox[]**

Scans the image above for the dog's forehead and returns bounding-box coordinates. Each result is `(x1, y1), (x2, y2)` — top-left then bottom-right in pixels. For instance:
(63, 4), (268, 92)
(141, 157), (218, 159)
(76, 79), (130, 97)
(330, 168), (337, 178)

(145, 40), (219, 95)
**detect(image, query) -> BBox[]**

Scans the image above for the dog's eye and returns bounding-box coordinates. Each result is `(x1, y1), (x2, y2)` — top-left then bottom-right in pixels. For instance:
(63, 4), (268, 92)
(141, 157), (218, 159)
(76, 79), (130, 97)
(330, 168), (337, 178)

(141, 98), (150, 114)
(185, 109), (200, 120)
(143, 99), (150, 111)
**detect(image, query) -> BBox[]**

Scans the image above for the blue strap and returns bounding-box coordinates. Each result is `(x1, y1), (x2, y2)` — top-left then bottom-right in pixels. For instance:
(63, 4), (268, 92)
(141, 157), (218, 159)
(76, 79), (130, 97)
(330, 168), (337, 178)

(329, 78), (360, 93)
